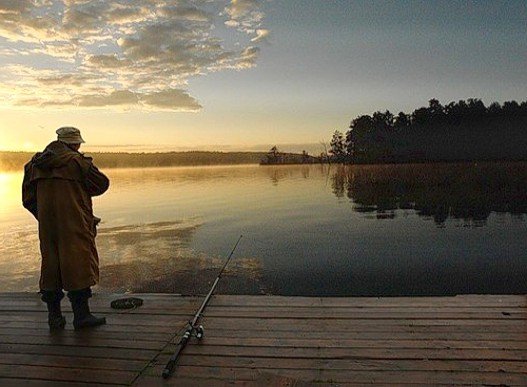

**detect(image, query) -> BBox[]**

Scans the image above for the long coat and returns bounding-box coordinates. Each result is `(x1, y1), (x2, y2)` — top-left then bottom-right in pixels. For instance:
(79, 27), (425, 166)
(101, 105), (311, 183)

(22, 141), (109, 291)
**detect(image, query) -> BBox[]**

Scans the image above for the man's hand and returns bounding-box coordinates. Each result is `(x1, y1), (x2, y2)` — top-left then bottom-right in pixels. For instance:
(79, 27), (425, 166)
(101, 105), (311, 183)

(93, 216), (101, 236)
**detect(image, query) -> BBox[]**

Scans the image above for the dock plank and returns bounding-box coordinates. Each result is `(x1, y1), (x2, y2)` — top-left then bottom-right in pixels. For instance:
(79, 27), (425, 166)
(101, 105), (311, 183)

(162, 336), (527, 350)
(0, 343), (159, 361)
(0, 353), (146, 371)
(0, 364), (136, 385)
(173, 355), (527, 373)
(161, 343), (527, 361)
(0, 292), (525, 386)
(211, 294), (527, 307)
(0, 379), (118, 387)
(149, 365), (527, 385)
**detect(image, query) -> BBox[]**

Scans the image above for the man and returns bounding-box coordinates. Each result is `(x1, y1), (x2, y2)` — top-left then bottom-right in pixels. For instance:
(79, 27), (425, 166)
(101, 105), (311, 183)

(22, 127), (109, 330)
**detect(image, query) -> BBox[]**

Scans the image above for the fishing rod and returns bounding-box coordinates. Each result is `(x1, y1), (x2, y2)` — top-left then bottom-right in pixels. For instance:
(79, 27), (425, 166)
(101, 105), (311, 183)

(162, 235), (243, 379)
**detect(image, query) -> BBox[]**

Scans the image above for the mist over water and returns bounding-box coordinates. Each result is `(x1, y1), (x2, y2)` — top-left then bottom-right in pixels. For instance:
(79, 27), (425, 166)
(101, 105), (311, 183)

(1, 163), (526, 296)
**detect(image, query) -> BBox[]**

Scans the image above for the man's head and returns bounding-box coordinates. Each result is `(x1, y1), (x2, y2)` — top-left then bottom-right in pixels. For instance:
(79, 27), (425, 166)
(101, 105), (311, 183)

(56, 127), (85, 151)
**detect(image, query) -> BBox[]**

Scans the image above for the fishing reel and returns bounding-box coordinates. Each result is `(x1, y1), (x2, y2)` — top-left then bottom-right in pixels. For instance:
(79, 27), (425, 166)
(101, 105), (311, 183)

(192, 325), (205, 340)
(187, 322), (204, 340)
(195, 325), (204, 339)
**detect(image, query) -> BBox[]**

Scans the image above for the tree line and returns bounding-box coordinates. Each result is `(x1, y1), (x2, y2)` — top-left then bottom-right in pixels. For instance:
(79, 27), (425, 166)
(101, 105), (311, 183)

(0, 151), (268, 171)
(260, 146), (318, 164)
(0, 148), (323, 171)
(329, 98), (527, 164)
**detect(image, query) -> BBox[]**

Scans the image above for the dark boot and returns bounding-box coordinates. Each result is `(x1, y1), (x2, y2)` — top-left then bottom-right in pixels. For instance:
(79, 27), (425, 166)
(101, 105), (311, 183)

(68, 288), (106, 330)
(40, 290), (66, 331)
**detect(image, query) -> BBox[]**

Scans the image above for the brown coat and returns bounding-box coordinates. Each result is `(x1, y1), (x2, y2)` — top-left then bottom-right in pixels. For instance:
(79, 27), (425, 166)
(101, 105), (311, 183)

(22, 141), (109, 291)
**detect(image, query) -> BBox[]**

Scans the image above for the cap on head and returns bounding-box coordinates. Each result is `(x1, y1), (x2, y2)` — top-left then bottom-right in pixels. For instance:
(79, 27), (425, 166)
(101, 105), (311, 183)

(56, 126), (85, 144)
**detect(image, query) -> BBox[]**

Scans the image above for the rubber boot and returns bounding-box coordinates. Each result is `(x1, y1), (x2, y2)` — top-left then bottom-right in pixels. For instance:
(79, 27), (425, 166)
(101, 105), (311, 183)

(40, 290), (66, 331)
(68, 288), (106, 330)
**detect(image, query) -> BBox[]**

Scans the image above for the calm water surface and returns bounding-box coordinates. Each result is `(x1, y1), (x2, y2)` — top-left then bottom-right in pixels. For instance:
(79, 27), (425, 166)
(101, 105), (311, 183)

(1, 163), (526, 296)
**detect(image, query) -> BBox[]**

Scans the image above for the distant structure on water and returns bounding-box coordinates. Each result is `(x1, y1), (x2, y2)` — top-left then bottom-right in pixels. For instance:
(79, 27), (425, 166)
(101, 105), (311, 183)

(260, 146), (318, 165)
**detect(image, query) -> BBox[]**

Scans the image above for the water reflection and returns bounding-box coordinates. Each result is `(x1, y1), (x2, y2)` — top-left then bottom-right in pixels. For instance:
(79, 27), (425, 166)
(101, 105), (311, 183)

(0, 219), (266, 293)
(265, 165), (314, 185)
(1, 163), (526, 295)
(331, 162), (527, 225)
(97, 220), (266, 294)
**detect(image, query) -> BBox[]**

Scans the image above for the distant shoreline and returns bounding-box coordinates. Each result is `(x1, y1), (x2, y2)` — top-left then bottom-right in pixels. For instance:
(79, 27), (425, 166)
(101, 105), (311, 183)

(0, 150), (268, 171)
(1, 149), (526, 172)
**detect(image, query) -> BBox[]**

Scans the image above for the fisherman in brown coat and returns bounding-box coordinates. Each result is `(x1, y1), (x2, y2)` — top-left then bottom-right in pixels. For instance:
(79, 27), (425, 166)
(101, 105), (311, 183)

(23, 127), (109, 330)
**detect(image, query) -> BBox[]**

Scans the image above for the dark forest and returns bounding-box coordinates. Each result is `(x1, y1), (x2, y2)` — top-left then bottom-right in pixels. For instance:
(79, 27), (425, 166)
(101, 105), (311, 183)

(329, 98), (527, 164)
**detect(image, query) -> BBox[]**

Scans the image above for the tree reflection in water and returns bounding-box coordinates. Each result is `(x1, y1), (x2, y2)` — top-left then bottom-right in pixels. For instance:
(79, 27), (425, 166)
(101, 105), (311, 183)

(331, 162), (527, 226)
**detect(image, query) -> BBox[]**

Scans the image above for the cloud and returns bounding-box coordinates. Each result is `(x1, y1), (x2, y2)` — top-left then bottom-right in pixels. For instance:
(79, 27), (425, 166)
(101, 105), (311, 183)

(14, 86), (201, 112)
(141, 89), (201, 111)
(251, 28), (270, 43)
(236, 46), (260, 69)
(0, 0), (269, 111)
(78, 90), (139, 107)
(224, 0), (266, 35)
(225, 0), (259, 21)
(87, 54), (131, 68)
(0, 0), (33, 15)
(157, 5), (212, 22)
(107, 4), (151, 25)
(38, 74), (96, 86)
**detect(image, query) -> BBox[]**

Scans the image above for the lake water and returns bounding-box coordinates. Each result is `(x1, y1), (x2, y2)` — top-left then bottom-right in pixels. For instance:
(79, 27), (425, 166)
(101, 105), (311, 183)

(1, 162), (526, 296)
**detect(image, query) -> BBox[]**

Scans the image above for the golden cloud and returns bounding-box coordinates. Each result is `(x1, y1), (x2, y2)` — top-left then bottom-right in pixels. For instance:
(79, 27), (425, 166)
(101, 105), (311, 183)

(0, 0), (268, 111)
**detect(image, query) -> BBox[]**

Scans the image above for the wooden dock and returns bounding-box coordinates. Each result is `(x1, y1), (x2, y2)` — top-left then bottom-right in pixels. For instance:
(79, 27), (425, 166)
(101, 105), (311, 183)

(0, 292), (526, 386)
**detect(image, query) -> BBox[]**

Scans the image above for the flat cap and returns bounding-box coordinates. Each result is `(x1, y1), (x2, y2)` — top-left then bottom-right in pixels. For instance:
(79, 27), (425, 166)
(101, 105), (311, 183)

(56, 126), (85, 144)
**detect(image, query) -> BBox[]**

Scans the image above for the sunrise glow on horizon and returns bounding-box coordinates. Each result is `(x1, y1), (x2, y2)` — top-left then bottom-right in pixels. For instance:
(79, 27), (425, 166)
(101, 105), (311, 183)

(1, 1), (526, 153)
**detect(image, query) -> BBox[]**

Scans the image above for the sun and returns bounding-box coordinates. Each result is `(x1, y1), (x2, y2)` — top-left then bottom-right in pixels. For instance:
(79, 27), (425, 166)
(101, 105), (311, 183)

(0, 173), (22, 210)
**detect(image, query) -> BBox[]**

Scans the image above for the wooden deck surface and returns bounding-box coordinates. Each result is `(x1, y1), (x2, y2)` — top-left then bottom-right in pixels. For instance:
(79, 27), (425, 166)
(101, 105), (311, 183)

(0, 292), (526, 386)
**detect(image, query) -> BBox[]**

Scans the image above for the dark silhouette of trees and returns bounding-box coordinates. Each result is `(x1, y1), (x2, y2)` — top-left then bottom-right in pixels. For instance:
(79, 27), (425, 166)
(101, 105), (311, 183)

(346, 115), (373, 161)
(301, 150), (310, 164)
(260, 146), (317, 165)
(265, 146), (281, 164)
(394, 112), (410, 130)
(345, 98), (527, 164)
(329, 130), (346, 162)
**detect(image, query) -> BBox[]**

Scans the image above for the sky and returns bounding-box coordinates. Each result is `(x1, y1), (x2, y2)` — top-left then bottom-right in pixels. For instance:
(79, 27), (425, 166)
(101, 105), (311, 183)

(0, 0), (526, 153)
